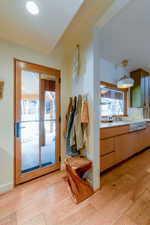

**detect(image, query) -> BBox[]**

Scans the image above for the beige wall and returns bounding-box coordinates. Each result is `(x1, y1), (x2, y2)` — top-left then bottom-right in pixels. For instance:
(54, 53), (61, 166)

(0, 0), (115, 193)
(100, 58), (127, 84)
(51, 0), (115, 190)
(0, 39), (71, 193)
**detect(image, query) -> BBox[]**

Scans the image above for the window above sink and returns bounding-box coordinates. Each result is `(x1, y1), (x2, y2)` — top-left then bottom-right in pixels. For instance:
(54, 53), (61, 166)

(100, 81), (128, 119)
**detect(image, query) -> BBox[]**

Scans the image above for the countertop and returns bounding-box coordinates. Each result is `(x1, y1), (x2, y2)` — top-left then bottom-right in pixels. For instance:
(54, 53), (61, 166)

(100, 119), (150, 128)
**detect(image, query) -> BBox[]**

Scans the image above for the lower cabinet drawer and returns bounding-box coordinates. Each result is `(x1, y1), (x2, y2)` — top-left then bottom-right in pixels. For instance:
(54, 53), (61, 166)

(101, 138), (114, 156)
(100, 152), (116, 172)
(101, 125), (129, 139)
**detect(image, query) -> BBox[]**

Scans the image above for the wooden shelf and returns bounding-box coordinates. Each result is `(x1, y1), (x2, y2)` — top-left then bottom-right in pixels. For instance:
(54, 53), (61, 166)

(65, 157), (93, 204)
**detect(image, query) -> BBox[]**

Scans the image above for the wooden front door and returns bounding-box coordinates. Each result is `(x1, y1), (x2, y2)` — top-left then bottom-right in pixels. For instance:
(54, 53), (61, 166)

(14, 59), (61, 184)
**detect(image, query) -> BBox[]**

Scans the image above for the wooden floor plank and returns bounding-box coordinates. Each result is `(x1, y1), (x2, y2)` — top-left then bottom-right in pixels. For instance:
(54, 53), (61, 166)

(127, 190), (150, 225)
(113, 215), (137, 225)
(0, 213), (17, 225)
(0, 150), (149, 225)
(21, 214), (46, 225)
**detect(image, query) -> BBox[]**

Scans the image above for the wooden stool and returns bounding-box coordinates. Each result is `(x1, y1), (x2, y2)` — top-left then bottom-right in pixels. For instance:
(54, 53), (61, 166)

(65, 157), (94, 204)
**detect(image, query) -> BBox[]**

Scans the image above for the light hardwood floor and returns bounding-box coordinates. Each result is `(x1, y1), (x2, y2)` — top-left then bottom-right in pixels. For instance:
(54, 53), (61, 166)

(0, 149), (150, 225)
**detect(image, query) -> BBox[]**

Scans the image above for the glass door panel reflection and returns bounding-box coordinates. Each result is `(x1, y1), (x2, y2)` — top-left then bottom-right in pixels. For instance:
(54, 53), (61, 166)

(20, 70), (57, 173)
(21, 70), (39, 122)
(40, 88), (56, 166)
(21, 121), (40, 173)
(21, 70), (40, 173)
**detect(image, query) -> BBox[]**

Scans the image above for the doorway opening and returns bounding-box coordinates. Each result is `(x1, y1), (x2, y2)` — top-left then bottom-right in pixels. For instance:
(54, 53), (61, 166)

(14, 59), (61, 184)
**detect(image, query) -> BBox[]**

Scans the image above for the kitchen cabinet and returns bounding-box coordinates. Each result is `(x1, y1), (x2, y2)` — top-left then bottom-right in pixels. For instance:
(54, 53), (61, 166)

(100, 138), (114, 156)
(130, 69), (149, 108)
(138, 126), (150, 151)
(101, 152), (116, 172)
(100, 122), (150, 172)
(101, 125), (129, 139)
(115, 132), (139, 163)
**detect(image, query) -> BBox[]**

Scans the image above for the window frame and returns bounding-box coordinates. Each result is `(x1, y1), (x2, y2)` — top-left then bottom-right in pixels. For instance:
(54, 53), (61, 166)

(100, 81), (128, 117)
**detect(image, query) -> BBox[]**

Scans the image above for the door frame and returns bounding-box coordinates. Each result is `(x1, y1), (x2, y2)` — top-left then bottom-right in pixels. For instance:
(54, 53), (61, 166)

(14, 58), (61, 185)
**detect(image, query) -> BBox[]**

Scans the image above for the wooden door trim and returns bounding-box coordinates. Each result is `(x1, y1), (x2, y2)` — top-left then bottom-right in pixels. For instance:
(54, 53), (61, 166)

(14, 58), (60, 76)
(14, 59), (61, 185)
(16, 163), (60, 184)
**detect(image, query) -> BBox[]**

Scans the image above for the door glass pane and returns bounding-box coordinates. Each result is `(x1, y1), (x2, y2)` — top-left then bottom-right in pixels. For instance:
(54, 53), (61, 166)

(21, 70), (40, 173)
(41, 120), (56, 166)
(21, 70), (39, 121)
(21, 121), (40, 173)
(41, 91), (56, 166)
(45, 91), (56, 120)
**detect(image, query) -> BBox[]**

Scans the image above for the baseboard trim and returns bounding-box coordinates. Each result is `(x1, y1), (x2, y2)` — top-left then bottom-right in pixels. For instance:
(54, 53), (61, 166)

(0, 183), (13, 194)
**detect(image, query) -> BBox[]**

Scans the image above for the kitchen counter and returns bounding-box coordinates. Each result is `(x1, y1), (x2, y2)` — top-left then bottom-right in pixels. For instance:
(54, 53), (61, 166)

(100, 119), (150, 128)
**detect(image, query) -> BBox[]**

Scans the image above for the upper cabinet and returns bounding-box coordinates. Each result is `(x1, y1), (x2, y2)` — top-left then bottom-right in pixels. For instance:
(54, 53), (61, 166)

(130, 69), (149, 108)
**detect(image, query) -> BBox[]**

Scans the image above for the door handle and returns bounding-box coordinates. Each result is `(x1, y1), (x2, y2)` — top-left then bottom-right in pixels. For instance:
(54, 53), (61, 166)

(15, 122), (21, 138)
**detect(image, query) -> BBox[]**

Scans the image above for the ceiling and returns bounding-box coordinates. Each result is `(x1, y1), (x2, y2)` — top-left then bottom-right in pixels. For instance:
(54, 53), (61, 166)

(0, 0), (84, 54)
(98, 0), (150, 72)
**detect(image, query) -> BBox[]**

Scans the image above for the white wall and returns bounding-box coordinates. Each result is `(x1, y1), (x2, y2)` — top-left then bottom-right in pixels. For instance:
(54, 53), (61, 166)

(0, 0), (115, 194)
(100, 58), (126, 84)
(70, 35), (100, 190)
(0, 39), (71, 193)
(44, 0), (114, 191)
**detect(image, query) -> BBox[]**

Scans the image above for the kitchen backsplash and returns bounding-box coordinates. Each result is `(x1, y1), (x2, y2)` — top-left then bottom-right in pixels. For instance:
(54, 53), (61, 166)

(128, 107), (144, 121)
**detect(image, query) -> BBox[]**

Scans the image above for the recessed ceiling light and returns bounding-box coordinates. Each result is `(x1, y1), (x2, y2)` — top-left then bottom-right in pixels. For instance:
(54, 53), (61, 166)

(26, 1), (39, 15)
